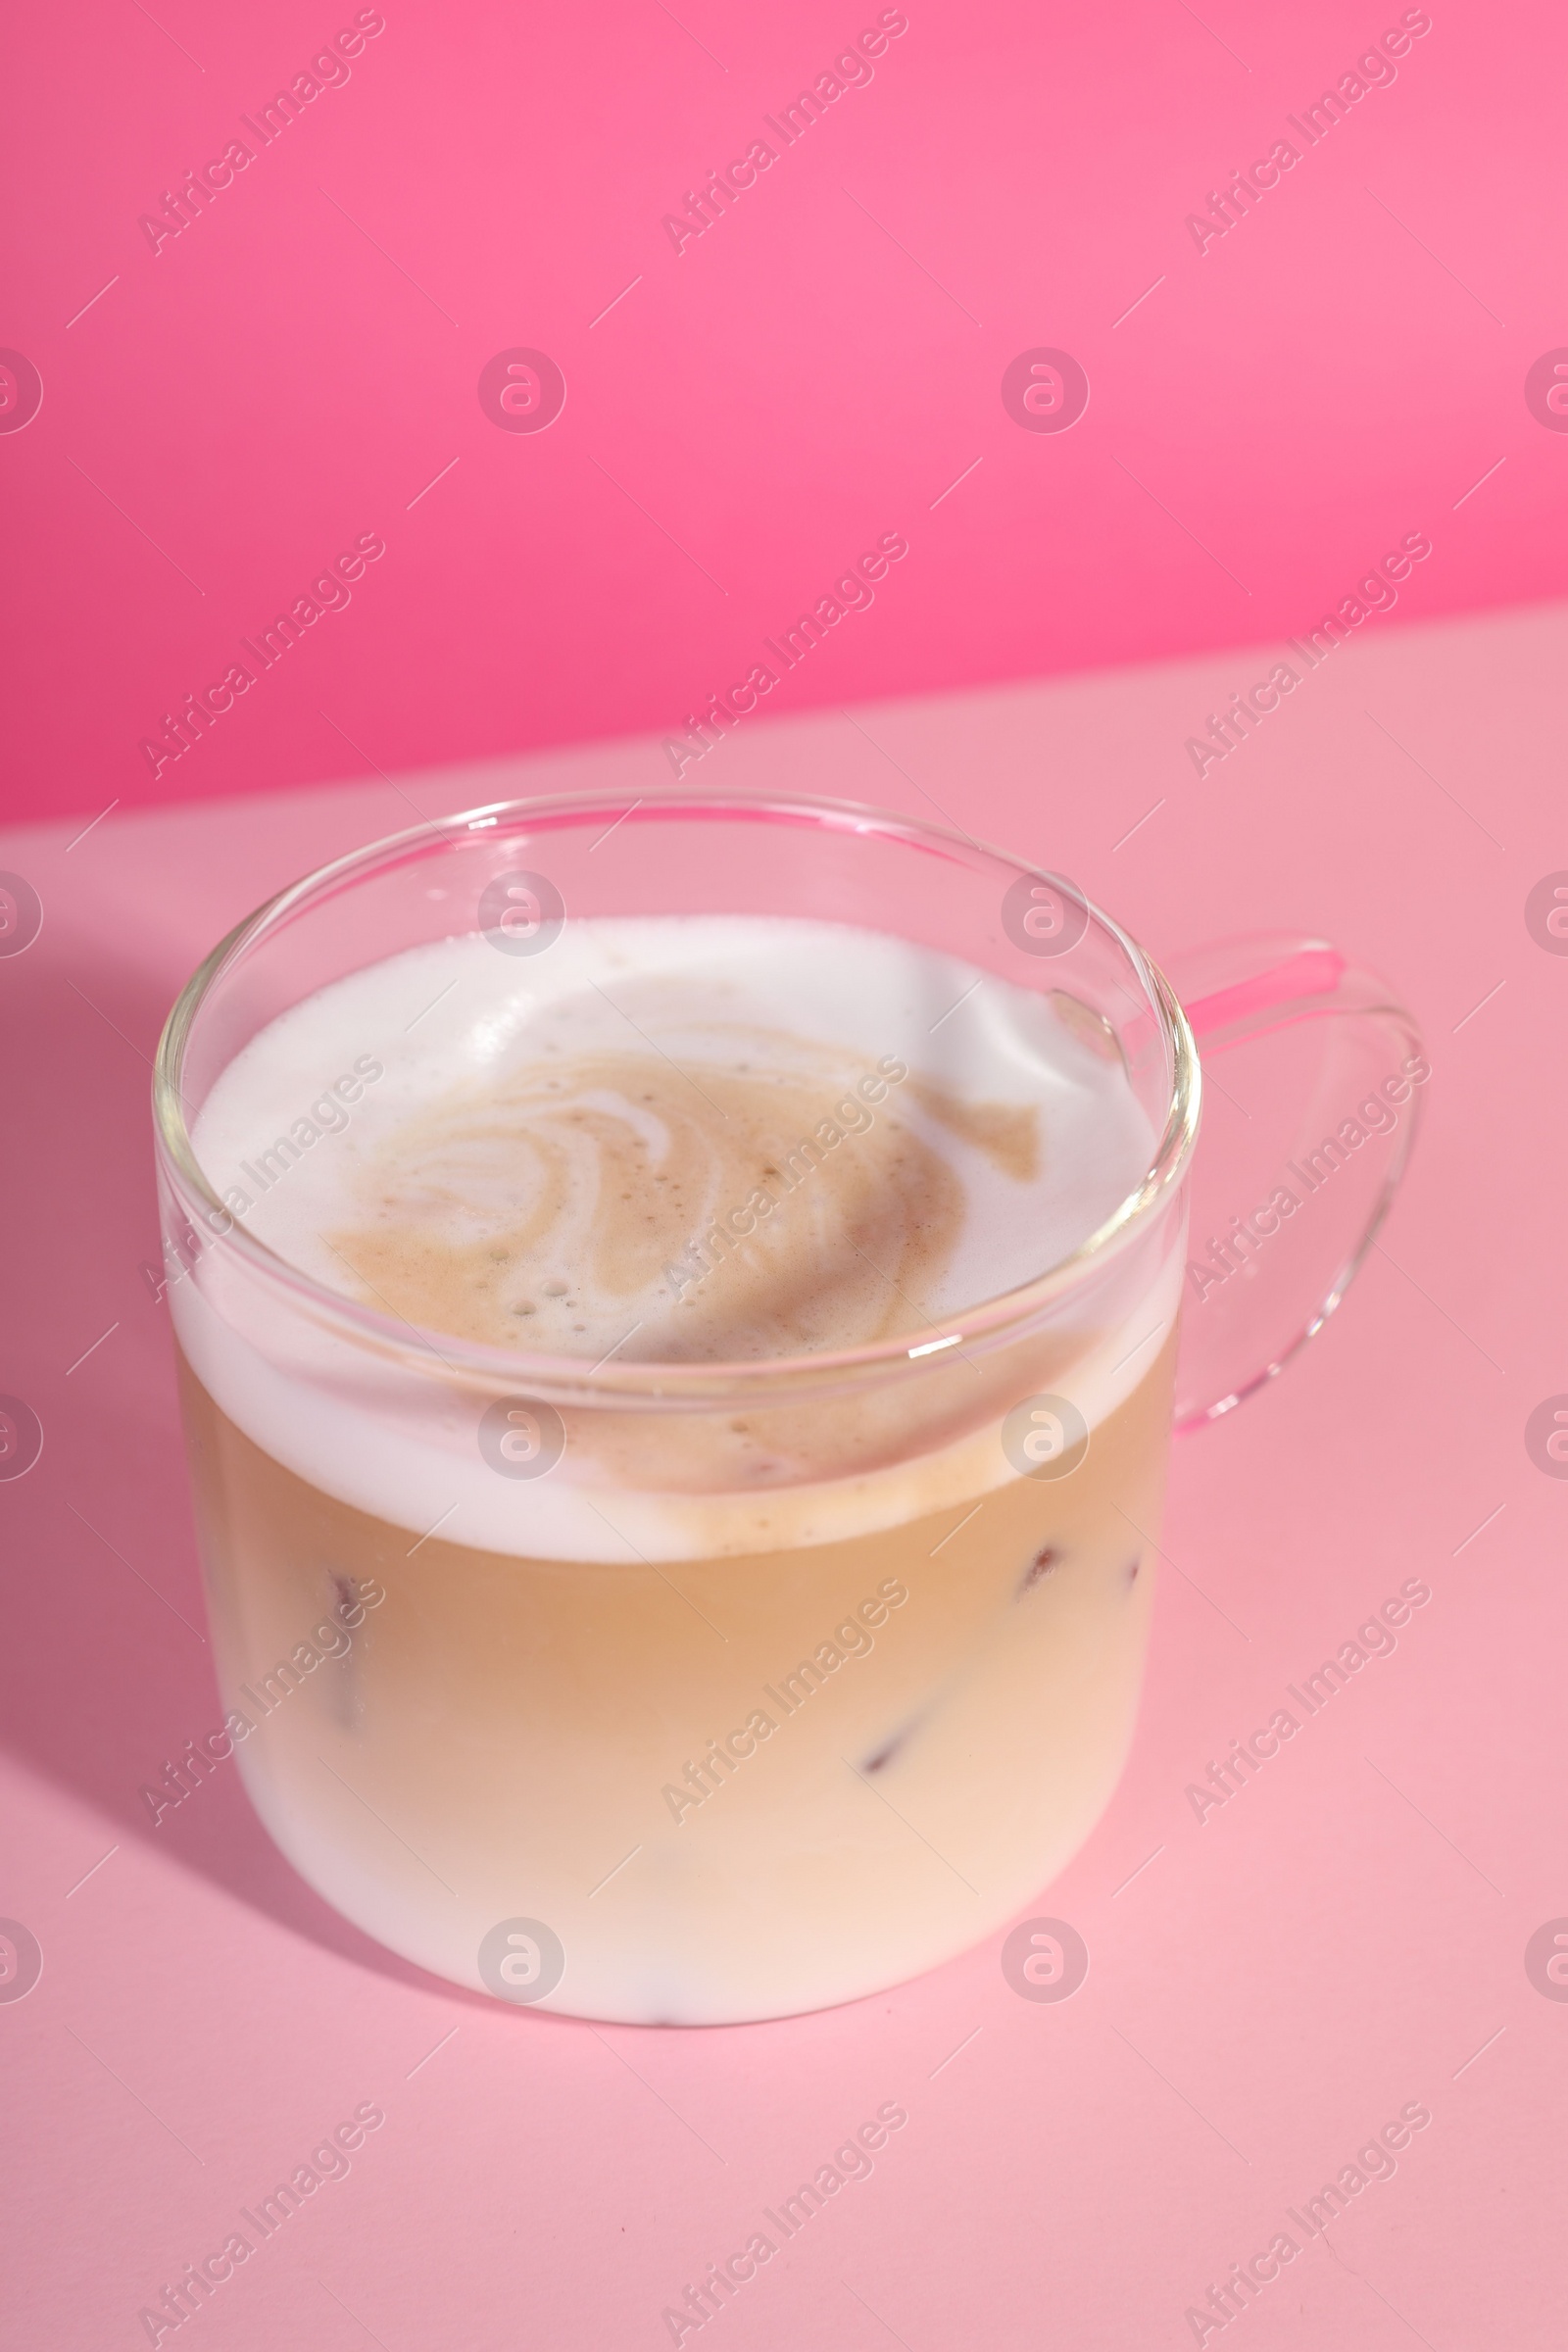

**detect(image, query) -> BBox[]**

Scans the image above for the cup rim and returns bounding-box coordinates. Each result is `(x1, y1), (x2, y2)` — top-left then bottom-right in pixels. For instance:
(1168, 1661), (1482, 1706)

(153, 786), (1200, 1402)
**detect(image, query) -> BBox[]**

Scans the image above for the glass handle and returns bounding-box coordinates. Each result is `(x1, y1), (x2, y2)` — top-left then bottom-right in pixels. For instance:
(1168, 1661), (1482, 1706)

(1162, 933), (1427, 1432)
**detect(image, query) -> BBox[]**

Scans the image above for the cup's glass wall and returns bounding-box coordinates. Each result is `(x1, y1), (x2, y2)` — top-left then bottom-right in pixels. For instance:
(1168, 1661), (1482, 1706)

(154, 798), (1198, 2022)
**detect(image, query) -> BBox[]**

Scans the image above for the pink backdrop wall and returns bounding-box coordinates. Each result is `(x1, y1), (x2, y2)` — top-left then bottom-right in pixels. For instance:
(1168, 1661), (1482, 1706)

(5, 0), (1567, 825)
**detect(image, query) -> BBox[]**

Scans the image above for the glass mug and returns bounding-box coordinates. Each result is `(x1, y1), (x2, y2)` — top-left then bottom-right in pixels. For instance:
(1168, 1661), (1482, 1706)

(152, 792), (1423, 2024)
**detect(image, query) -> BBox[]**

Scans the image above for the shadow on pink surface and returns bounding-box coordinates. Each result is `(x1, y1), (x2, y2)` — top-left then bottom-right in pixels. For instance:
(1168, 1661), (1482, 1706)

(0, 923), (508, 1998)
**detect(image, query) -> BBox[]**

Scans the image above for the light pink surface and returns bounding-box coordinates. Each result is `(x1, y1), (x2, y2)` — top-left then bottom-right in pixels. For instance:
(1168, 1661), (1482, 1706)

(3, 601), (1563, 2346)
(5, 0), (1568, 826)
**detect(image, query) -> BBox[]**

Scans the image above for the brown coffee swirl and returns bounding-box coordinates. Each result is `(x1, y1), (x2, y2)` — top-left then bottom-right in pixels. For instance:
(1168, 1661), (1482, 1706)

(328, 1029), (1036, 1362)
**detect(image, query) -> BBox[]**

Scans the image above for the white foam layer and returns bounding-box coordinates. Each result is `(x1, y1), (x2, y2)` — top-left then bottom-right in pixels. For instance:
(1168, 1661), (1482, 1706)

(194, 917), (1154, 1331)
(174, 917), (1178, 1559)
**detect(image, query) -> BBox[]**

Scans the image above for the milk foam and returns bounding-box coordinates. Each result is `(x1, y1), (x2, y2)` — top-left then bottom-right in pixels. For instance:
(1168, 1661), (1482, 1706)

(176, 917), (1178, 1559)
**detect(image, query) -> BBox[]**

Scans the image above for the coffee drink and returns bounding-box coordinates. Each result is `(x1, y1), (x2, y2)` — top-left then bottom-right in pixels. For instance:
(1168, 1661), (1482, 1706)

(171, 914), (1178, 2020)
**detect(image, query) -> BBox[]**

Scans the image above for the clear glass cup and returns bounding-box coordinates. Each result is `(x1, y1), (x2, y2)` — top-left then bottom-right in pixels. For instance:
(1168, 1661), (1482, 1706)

(152, 791), (1423, 2023)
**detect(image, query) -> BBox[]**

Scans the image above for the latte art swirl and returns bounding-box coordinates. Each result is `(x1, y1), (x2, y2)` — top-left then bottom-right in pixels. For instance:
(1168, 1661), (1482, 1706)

(328, 1036), (1017, 1361)
(196, 914), (1156, 1397)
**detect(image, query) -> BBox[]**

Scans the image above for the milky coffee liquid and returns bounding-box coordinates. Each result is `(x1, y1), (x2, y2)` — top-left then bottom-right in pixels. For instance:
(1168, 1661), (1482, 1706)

(174, 917), (1177, 2021)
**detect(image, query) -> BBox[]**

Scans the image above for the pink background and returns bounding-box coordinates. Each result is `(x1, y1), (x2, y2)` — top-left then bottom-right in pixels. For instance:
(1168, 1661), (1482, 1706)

(4, 602), (1567, 2344)
(3, 0), (1567, 826)
(4, 0), (1568, 2343)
